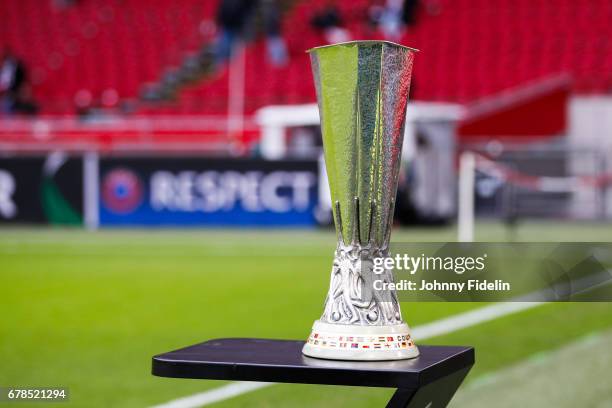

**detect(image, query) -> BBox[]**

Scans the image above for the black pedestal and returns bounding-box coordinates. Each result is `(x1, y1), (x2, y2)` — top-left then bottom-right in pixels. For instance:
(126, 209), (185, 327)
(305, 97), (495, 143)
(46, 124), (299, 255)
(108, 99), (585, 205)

(152, 338), (474, 407)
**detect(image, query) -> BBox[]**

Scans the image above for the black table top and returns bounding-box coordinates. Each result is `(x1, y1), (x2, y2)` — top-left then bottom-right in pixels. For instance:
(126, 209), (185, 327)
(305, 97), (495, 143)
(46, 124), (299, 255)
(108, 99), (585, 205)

(152, 338), (474, 389)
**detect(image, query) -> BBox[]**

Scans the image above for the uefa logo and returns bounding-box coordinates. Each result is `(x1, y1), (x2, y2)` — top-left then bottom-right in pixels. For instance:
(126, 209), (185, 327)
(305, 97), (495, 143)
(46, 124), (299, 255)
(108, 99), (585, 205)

(101, 168), (144, 214)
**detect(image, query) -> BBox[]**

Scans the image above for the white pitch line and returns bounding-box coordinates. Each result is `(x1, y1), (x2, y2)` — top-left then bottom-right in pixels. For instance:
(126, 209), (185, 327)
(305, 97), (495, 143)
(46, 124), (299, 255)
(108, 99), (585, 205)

(410, 302), (542, 340)
(149, 381), (273, 408)
(150, 301), (543, 408)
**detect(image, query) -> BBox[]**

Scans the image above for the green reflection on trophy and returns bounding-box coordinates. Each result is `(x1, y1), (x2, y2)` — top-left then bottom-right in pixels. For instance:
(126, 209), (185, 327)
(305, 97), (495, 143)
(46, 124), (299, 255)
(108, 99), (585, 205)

(303, 41), (419, 361)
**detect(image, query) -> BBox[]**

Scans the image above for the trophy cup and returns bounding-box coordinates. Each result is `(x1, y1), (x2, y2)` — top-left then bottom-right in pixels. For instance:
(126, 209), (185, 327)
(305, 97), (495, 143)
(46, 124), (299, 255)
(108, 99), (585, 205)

(303, 41), (419, 361)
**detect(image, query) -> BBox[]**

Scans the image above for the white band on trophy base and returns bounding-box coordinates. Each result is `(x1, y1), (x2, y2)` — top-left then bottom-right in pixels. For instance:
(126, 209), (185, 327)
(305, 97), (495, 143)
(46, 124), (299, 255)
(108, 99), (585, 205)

(302, 321), (419, 361)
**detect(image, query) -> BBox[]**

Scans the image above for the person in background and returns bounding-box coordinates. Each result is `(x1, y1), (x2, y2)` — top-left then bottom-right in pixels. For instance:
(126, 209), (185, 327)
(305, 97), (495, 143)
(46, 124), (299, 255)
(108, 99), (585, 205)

(214, 0), (258, 66)
(310, 4), (351, 44)
(370, 0), (419, 40)
(0, 49), (37, 115)
(213, 0), (288, 69)
(52, 0), (79, 9)
(402, 0), (419, 27)
(261, 0), (288, 67)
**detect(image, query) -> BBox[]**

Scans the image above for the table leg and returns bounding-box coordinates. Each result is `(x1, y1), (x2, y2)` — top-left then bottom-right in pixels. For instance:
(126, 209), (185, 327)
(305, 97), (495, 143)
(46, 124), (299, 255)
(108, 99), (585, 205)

(386, 366), (472, 408)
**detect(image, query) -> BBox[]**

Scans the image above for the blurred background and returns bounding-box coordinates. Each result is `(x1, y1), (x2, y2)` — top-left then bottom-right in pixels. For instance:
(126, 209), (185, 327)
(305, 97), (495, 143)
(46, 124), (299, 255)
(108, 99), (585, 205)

(1, 0), (612, 407)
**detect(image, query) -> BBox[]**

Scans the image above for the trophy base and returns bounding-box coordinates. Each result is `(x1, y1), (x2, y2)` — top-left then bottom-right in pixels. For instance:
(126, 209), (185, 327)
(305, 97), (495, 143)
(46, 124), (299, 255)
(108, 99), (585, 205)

(302, 320), (419, 361)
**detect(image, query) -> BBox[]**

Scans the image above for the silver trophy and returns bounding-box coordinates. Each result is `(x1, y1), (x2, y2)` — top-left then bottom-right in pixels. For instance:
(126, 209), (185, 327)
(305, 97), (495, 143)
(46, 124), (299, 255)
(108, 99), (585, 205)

(303, 41), (419, 361)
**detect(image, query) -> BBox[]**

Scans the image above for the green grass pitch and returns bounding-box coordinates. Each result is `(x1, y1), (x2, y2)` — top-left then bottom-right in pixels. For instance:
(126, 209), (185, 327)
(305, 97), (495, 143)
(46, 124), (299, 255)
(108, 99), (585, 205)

(1, 221), (611, 407)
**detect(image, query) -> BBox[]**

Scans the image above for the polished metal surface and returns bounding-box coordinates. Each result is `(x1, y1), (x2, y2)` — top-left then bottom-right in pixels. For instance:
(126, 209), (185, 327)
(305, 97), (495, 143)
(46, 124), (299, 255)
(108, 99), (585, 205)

(309, 41), (416, 326)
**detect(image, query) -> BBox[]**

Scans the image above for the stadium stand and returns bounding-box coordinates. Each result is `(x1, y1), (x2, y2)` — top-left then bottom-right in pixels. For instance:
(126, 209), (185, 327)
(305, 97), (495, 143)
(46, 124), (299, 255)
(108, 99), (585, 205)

(1, 0), (216, 114)
(1, 0), (611, 116)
